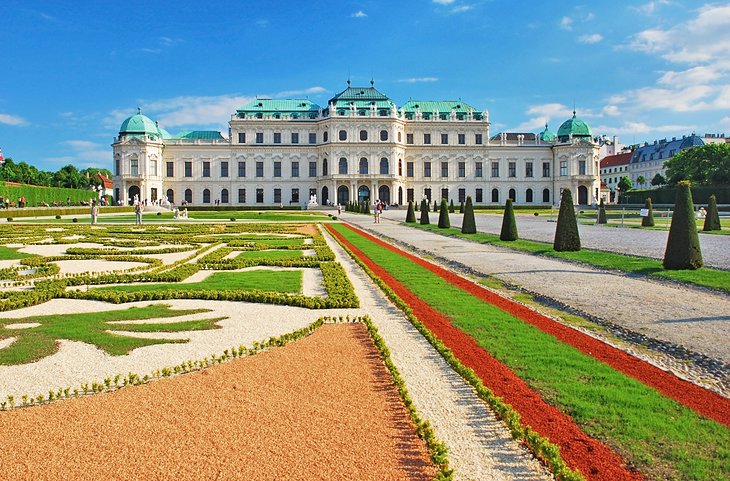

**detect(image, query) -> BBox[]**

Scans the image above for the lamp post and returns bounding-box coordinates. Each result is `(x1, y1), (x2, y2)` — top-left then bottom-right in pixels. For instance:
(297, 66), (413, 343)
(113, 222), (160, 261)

(616, 186), (620, 205)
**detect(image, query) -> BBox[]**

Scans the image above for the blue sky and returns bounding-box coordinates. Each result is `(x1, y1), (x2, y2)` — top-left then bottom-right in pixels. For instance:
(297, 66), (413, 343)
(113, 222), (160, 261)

(1, 0), (728, 172)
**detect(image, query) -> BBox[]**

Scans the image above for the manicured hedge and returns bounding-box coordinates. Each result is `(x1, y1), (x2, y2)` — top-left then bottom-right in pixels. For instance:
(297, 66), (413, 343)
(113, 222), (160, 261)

(0, 182), (100, 208)
(622, 185), (730, 204)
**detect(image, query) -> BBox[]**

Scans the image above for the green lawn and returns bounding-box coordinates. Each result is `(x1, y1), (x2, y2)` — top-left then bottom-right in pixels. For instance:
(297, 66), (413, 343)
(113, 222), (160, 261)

(0, 246), (34, 260)
(0, 304), (224, 365)
(96, 270), (303, 295)
(236, 249), (304, 260)
(411, 224), (730, 293)
(332, 224), (730, 481)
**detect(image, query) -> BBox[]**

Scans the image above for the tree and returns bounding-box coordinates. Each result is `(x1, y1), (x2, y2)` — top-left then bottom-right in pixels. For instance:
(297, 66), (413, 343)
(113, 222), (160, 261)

(597, 198), (607, 224)
(449, 199), (455, 213)
(438, 199), (450, 228)
(405, 201), (417, 223)
(419, 199), (430, 225)
(617, 176), (633, 193)
(641, 197), (655, 227)
(459, 201), (464, 214)
(651, 173), (666, 187)
(663, 181), (703, 269)
(461, 196), (476, 234)
(500, 199), (518, 241)
(637, 175), (646, 188)
(703, 194), (721, 231)
(553, 189), (581, 251)
(664, 143), (730, 186)
(433, 200), (438, 212)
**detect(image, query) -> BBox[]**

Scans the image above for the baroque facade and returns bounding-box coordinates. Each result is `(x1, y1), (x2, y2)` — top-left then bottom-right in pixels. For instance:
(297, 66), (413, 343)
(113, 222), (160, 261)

(112, 84), (600, 207)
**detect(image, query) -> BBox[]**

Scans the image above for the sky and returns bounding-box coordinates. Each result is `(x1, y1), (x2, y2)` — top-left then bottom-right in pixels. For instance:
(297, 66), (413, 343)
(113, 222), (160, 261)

(1, 0), (729, 172)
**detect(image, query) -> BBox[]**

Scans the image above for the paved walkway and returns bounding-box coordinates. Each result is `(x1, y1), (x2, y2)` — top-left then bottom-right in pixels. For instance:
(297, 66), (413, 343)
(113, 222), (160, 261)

(341, 211), (730, 368)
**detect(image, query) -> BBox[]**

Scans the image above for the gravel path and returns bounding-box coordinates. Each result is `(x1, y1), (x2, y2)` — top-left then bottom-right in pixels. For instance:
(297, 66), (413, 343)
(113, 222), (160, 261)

(322, 227), (553, 481)
(345, 213), (730, 371)
(0, 323), (437, 481)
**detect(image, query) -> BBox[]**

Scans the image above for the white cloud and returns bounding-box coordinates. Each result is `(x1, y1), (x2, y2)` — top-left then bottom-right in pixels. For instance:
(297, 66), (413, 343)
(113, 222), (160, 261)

(633, 1), (671, 16)
(433, 0), (456, 4)
(512, 103), (575, 132)
(560, 16), (573, 30)
(63, 140), (99, 150)
(351, 10), (367, 18)
(274, 86), (327, 98)
(398, 77), (439, 83)
(578, 33), (603, 44)
(0, 113), (28, 126)
(451, 4), (473, 13)
(602, 105), (621, 117)
(591, 121), (693, 137)
(46, 140), (110, 168)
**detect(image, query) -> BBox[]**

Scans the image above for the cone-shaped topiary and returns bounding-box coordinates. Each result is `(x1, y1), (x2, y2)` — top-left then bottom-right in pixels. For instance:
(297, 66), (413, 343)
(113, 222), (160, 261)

(461, 196), (476, 234)
(641, 197), (655, 227)
(597, 198), (607, 224)
(703, 194), (721, 231)
(433, 200), (438, 212)
(459, 201), (464, 214)
(438, 199), (451, 228)
(553, 189), (581, 251)
(663, 181), (703, 269)
(419, 199), (430, 225)
(500, 199), (518, 241)
(405, 201), (417, 223)
(449, 199), (455, 213)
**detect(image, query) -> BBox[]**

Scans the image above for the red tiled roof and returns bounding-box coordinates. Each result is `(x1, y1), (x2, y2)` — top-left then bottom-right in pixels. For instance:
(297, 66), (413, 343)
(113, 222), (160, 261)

(95, 172), (113, 188)
(600, 152), (632, 168)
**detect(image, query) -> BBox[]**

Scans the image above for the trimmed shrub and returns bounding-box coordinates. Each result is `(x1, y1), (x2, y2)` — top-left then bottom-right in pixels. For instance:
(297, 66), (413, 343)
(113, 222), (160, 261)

(405, 201), (417, 223)
(461, 196), (476, 234)
(459, 201), (464, 214)
(641, 197), (655, 227)
(72, 218), (78, 223)
(597, 199), (607, 224)
(664, 181), (703, 270)
(438, 199), (450, 228)
(433, 200), (438, 212)
(55, 215), (62, 220)
(553, 189), (581, 251)
(419, 199), (430, 225)
(703, 194), (721, 231)
(499, 199), (518, 241)
(449, 199), (455, 213)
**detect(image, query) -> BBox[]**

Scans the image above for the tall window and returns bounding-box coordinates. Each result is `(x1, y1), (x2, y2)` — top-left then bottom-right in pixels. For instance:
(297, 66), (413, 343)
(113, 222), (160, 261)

(423, 133), (431, 144)
(184, 161), (192, 177)
(256, 188), (264, 203)
(407, 188), (414, 202)
(203, 189), (211, 204)
(149, 159), (157, 176)
(508, 162), (516, 178)
(424, 162), (431, 177)
(130, 158), (139, 176)
(458, 188), (466, 202)
(475, 162), (483, 178)
(238, 132), (246, 143)
(526, 162), (533, 178)
(441, 188), (448, 200)
(291, 188), (300, 203)
(475, 133), (483, 144)
(476, 188), (483, 203)
(491, 188), (499, 203)
(323, 131), (328, 142)
(238, 188), (246, 203)
(309, 161), (316, 177)
(220, 161), (229, 178)
(184, 189), (192, 203)
(526, 188), (533, 203)
(406, 162), (414, 177)
(458, 133), (465, 145)
(398, 131), (402, 142)
(202, 161), (211, 177)
(359, 157), (368, 174)
(291, 161), (299, 177)
(543, 188), (550, 203)
(166, 162), (174, 177)
(274, 161), (282, 177)
(441, 161), (448, 178)
(424, 188), (432, 202)
(323, 158), (328, 176)
(398, 159), (403, 176)
(308, 132), (316, 144)
(359, 130), (368, 141)
(560, 160), (568, 176)
(238, 161), (246, 177)
(441, 133), (448, 145)
(256, 161), (264, 177)
(166, 189), (174, 204)
(221, 189), (229, 204)
(406, 133), (414, 144)
(274, 188), (281, 203)
(339, 157), (348, 174)
(339, 130), (347, 141)
(508, 188), (516, 201)
(542, 162), (550, 177)
(491, 162), (499, 178)
(380, 130), (388, 141)
(115, 157), (120, 175)
(458, 162), (465, 177)
(291, 133), (299, 144)
(273, 132), (281, 144)
(255, 132), (263, 143)
(579, 160), (586, 175)
(380, 158), (389, 175)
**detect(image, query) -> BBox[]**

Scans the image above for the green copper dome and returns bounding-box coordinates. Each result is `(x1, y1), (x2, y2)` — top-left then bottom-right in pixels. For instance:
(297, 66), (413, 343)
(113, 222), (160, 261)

(119, 109), (161, 138)
(538, 123), (557, 142)
(557, 111), (592, 142)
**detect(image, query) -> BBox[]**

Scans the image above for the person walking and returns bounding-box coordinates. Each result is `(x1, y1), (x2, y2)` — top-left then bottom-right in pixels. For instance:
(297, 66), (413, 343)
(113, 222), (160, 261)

(90, 201), (99, 225)
(134, 201), (143, 225)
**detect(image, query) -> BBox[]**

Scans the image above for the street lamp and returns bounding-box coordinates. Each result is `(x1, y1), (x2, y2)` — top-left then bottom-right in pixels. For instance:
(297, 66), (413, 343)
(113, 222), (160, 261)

(616, 186), (621, 205)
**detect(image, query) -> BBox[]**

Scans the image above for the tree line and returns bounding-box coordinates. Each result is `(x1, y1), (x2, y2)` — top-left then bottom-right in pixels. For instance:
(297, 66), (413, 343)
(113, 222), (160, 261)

(0, 158), (112, 189)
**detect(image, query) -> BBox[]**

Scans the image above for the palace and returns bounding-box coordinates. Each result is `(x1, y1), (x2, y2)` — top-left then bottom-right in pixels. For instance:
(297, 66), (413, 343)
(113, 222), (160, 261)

(112, 83), (600, 208)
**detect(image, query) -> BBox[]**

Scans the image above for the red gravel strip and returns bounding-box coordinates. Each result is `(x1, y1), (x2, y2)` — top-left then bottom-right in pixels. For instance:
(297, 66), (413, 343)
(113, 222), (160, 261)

(0, 324), (436, 481)
(328, 224), (643, 481)
(335, 224), (730, 429)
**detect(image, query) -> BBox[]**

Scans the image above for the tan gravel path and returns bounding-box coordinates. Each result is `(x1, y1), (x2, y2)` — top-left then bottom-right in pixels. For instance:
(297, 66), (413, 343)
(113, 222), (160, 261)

(0, 323), (436, 481)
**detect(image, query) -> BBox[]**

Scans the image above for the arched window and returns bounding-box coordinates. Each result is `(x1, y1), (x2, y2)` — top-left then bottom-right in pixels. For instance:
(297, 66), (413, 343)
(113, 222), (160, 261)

(359, 130), (368, 141)
(380, 157), (389, 175)
(203, 189), (211, 204)
(166, 189), (174, 204)
(543, 188), (550, 203)
(398, 159), (403, 176)
(221, 189), (229, 204)
(339, 130), (347, 141)
(184, 189), (192, 203)
(491, 188), (499, 203)
(323, 131), (328, 142)
(508, 188), (516, 201)
(526, 188), (533, 203)
(380, 130), (388, 141)
(397, 131), (402, 142)
(339, 157), (348, 174)
(359, 157), (369, 174)
(323, 158), (328, 176)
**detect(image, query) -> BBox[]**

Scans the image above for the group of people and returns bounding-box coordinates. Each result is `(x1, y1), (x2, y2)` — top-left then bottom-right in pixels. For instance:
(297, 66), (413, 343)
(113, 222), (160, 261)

(0, 196), (26, 208)
(372, 199), (385, 223)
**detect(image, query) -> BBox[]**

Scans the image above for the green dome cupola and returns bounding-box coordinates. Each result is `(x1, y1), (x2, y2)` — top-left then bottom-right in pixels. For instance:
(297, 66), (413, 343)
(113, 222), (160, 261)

(119, 108), (162, 139)
(538, 123), (557, 142)
(557, 111), (592, 142)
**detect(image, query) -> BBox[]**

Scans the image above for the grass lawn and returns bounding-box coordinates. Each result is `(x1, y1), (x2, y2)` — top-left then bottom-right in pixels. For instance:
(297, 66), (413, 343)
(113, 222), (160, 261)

(236, 250), (304, 260)
(0, 304), (224, 365)
(96, 270), (303, 295)
(411, 224), (730, 293)
(331, 224), (730, 481)
(0, 246), (34, 260)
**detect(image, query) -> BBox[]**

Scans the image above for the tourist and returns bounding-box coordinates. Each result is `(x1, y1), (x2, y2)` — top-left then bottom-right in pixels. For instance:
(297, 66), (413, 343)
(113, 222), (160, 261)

(134, 201), (143, 224)
(90, 201), (99, 225)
